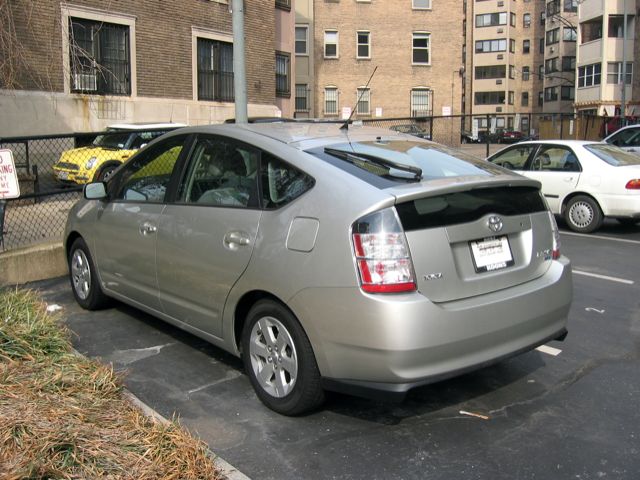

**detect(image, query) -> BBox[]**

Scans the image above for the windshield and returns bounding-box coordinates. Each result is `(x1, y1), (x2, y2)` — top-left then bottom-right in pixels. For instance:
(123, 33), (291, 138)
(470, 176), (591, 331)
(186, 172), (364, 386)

(92, 132), (132, 149)
(309, 140), (508, 188)
(584, 144), (640, 166)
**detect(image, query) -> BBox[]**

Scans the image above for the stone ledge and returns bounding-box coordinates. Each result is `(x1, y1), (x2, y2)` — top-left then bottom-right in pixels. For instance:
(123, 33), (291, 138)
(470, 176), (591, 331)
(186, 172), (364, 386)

(0, 242), (67, 286)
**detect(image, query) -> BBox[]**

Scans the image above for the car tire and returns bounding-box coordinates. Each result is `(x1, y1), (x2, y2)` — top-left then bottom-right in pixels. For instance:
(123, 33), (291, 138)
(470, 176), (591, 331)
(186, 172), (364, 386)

(564, 195), (603, 233)
(96, 163), (119, 182)
(68, 237), (110, 310)
(242, 300), (324, 416)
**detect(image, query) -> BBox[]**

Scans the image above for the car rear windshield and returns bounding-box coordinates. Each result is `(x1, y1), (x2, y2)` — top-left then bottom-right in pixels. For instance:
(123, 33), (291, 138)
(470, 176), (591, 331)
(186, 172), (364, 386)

(395, 186), (546, 231)
(306, 141), (506, 188)
(584, 144), (640, 166)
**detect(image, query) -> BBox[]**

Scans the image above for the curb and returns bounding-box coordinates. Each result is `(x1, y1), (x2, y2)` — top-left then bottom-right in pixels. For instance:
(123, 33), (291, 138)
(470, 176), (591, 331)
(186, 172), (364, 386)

(123, 390), (251, 480)
(0, 241), (67, 286)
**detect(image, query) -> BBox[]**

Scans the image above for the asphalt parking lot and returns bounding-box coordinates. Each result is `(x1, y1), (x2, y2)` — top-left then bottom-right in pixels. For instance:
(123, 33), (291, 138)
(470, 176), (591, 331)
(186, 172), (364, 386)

(33, 220), (640, 480)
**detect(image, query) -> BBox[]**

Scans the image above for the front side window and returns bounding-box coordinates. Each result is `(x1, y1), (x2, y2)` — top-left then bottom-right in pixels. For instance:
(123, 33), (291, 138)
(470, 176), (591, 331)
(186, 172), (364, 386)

(114, 135), (187, 203)
(324, 30), (338, 58)
(356, 88), (371, 115)
(489, 145), (535, 169)
(357, 31), (371, 59)
(325, 87), (338, 115)
(295, 26), (308, 55)
(411, 88), (431, 117)
(179, 137), (259, 208)
(412, 33), (430, 64)
(275, 51), (291, 97)
(69, 17), (130, 95)
(197, 38), (234, 101)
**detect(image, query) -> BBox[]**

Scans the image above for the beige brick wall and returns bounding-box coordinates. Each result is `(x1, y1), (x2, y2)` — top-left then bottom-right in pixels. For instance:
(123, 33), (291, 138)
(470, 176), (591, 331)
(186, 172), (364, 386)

(313, 0), (465, 119)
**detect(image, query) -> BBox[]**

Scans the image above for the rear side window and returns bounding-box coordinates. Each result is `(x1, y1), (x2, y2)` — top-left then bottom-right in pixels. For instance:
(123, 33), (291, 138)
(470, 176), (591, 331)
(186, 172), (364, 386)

(260, 153), (314, 209)
(395, 186), (547, 231)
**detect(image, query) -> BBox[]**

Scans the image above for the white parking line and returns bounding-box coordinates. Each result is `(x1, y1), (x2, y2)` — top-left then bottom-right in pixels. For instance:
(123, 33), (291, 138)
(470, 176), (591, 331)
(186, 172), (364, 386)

(561, 231), (640, 246)
(536, 345), (562, 356)
(573, 270), (635, 285)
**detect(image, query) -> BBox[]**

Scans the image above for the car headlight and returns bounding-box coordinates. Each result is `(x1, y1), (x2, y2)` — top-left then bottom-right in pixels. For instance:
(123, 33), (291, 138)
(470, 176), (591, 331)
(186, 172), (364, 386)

(85, 157), (98, 169)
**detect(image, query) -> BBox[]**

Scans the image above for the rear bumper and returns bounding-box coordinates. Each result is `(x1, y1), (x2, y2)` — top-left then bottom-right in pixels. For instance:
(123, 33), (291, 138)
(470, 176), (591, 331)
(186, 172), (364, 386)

(598, 193), (640, 218)
(288, 257), (572, 395)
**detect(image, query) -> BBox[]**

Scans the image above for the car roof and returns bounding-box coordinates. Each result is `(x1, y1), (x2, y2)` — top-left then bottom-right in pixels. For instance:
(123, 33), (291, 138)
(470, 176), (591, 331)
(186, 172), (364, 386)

(107, 122), (187, 130)
(504, 139), (601, 147)
(604, 124), (640, 140)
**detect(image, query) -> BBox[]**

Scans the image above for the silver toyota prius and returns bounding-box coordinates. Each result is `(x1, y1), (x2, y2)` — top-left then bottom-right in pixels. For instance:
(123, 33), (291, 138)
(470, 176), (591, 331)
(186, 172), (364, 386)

(65, 122), (572, 415)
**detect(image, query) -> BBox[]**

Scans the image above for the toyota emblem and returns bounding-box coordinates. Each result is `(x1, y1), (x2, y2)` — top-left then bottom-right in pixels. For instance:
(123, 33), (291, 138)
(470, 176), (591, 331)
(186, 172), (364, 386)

(487, 215), (503, 233)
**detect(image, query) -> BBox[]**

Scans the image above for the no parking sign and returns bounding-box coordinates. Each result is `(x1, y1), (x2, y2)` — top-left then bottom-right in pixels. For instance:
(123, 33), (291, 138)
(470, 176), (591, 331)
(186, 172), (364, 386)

(0, 149), (20, 200)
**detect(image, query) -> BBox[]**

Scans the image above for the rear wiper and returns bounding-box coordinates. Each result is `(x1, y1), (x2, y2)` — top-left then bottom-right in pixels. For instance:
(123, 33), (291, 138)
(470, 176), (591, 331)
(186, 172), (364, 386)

(324, 147), (422, 181)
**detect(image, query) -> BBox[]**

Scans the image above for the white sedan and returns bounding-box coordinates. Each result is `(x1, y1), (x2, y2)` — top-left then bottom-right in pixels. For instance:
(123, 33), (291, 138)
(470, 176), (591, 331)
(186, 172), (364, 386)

(487, 140), (640, 233)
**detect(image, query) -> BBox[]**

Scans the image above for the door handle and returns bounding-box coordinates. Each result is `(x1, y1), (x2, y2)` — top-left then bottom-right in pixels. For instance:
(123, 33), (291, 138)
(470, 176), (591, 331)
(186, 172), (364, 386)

(564, 177), (574, 182)
(139, 222), (157, 236)
(224, 231), (250, 249)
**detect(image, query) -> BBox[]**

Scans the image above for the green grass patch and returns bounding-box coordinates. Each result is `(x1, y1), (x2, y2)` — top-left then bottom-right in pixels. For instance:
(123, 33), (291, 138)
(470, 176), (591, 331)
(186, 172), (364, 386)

(0, 288), (221, 479)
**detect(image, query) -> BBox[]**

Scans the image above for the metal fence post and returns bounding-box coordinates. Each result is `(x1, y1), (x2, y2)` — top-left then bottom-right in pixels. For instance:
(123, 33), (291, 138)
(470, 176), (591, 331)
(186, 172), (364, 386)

(560, 114), (564, 139)
(0, 200), (5, 251)
(486, 114), (490, 158)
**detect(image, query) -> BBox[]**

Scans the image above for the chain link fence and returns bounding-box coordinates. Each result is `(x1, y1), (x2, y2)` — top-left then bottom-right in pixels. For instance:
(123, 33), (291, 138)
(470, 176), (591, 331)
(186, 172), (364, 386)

(1, 115), (636, 252)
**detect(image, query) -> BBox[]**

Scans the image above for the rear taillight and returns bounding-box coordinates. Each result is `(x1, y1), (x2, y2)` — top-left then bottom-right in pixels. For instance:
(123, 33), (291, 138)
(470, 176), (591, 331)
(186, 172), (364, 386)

(548, 211), (561, 260)
(352, 207), (416, 293)
(625, 179), (640, 190)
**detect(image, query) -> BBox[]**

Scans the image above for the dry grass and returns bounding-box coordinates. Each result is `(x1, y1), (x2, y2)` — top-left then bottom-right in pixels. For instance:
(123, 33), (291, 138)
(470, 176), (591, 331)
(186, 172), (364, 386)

(0, 288), (222, 479)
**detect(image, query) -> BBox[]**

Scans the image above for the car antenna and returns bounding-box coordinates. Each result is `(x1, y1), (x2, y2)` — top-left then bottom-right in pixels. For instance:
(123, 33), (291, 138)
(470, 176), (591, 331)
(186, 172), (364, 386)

(340, 66), (378, 131)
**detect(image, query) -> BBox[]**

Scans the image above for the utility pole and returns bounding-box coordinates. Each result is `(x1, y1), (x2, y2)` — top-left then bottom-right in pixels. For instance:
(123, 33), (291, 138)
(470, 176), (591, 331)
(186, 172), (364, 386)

(232, 0), (248, 123)
(620, 0), (628, 123)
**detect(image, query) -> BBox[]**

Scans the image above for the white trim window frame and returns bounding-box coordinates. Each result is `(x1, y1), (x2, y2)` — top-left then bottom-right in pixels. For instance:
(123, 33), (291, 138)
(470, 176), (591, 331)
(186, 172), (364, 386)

(61, 4), (137, 97)
(412, 0), (432, 9)
(356, 87), (371, 115)
(324, 30), (339, 59)
(324, 86), (339, 115)
(412, 32), (430, 65)
(356, 31), (371, 59)
(295, 25), (308, 56)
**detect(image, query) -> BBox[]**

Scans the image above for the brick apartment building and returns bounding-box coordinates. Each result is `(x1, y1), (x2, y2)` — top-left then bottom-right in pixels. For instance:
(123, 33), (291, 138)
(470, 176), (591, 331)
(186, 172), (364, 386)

(310, 0), (466, 120)
(0, 0), (295, 136)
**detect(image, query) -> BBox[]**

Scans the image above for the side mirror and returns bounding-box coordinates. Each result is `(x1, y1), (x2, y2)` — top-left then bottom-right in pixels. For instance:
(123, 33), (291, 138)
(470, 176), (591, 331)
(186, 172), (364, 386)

(84, 182), (107, 200)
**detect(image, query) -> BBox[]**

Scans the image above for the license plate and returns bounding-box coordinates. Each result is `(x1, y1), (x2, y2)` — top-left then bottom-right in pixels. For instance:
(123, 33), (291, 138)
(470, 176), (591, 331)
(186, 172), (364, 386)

(57, 171), (68, 180)
(469, 236), (514, 273)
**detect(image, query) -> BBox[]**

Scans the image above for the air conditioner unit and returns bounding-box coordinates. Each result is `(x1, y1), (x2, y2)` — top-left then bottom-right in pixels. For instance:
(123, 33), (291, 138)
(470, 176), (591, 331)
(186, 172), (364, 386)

(496, 79), (503, 84)
(496, 107), (503, 112)
(550, 46), (555, 53)
(497, 54), (504, 60)
(497, 28), (504, 33)
(73, 73), (97, 91)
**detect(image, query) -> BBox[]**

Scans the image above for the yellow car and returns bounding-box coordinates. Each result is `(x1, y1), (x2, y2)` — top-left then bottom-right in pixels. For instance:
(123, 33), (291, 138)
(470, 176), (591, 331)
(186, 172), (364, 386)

(53, 123), (185, 184)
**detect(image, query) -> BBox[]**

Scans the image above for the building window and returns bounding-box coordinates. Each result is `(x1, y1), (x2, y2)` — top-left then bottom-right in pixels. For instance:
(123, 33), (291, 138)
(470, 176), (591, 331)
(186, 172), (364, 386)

(538, 91), (543, 107)
(475, 39), (506, 53)
(412, 33), (430, 64)
(538, 65), (544, 80)
(523, 39), (530, 54)
(561, 86), (575, 100)
(325, 87), (338, 115)
(496, 117), (506, 129)
(544, 86), (558, 101)
(522, 66), (530, 81)
(562, 56), (575, 71)
(275, 51), (290, 97)
(356, 88), (370, 115)
(563, 27), (577, 42)
(510, 12), (516, 27)
(563, 0), (577, 12)
(522, 116), (530, 132)
(295, 26), (308, 55)
(607, 62), (633, 84)
(546, 28), (560, 45)
(197, 38), (234, 101)
(475, 12), (507, 27)
(410, 88), (431, 116)
(547, 0), (560, 16)
(324, 30), (338, 58)
(509, 65), (515, 79)
(413, 0), (431, 9)
(507, 116), (514, 130)
(523, 13), (531, 28)
(357, 31), (371, 59)
(275, 0), (291, 11)
(508, 91), (514, 105)
(578, 63), (602, 87)
(540, 11), (546, 26)
(539, 37), (544, 53)
(475, 65), (506, 79)
(69, 17), (131, 95)
(545, 57), (559, 73)
(509, 39), (515, 53)
(581, 17), (603, 43)
(608, 16), (628, 38)
(295, 84), (309, 112)
(521, 92), (529, 106)
(474, 91), (506, 105)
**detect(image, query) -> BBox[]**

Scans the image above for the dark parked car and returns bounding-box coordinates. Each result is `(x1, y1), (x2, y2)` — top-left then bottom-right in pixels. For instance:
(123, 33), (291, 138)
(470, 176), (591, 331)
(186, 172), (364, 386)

(498, 130), (525, 144)
(389, 124), (431, 140)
